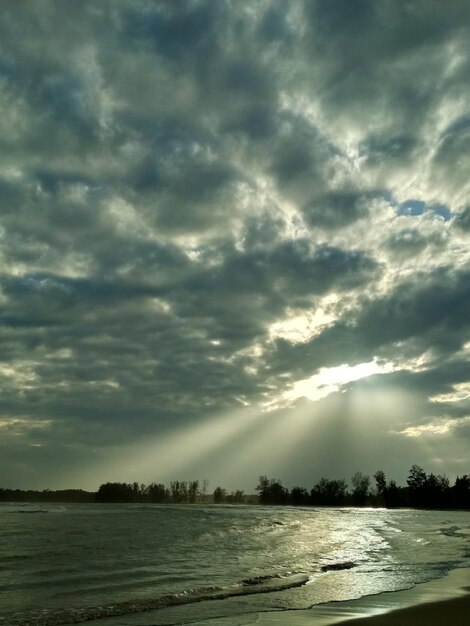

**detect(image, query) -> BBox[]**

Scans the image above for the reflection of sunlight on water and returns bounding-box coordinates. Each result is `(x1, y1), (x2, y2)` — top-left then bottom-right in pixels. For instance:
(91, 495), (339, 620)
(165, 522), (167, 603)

(3, 503), (468, 625)
(255, 567), (470, 626)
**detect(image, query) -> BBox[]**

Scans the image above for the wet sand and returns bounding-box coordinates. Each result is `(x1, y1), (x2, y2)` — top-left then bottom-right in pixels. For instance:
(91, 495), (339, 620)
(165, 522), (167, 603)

(252, 567), (470, 625)
(336, 592), (470, 625)
(332, 567), (470, 626)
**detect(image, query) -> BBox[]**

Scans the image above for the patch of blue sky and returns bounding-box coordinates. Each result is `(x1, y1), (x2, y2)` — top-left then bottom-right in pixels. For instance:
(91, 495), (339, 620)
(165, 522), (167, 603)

(430, 204), (452, 221)
(396, 199), (452, 221)
(398, 199), (426, 216)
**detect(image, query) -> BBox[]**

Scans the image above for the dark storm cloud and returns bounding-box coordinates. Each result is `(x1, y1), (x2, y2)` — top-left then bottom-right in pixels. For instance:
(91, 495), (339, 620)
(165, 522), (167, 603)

(269, 113), (338, 185)
(185, 240), (378, 302)
(432, 116), (470, 198)
(0, 0), (469, 488)
(0, 234), (378, 416)
(357, 268), (470, 351)
(268, 267), (470, 381)
(358, 134), (417, 167)
(454, 207), (470, 231)
(302, 190), (371, 230)
(304, 0), (470, 109)
(385, 228), (429, 257)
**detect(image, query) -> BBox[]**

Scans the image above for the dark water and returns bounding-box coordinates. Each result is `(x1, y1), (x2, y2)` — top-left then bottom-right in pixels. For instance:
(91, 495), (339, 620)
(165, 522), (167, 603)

(1, 504), (469, 625)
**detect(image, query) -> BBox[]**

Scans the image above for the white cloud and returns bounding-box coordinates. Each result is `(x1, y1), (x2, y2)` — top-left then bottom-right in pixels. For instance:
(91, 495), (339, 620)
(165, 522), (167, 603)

(274, 360), (394, 406)
(0, 0), (469, 487)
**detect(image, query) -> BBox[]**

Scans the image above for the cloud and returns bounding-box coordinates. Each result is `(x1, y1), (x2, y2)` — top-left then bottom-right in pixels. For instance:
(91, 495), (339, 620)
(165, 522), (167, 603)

(0, 0), (469, 489)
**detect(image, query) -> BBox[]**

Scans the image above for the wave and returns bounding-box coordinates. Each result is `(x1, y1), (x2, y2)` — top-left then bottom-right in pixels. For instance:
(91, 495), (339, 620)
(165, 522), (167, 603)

(440, 525), (466, 538)
(0, 572), (310, 626)
(0, 508), (48, 514)
(321, 561), (357, 572)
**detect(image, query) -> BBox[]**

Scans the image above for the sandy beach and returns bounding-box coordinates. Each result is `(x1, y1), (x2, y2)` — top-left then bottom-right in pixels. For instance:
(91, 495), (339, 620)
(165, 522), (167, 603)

(333, 567), (470, 626)
(337, 593), (470, 625)
(251, 567), (470, 626)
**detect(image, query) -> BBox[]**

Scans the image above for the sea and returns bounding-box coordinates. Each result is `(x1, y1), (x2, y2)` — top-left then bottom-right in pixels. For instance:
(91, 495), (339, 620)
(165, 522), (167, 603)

(1, 503), (469, 625)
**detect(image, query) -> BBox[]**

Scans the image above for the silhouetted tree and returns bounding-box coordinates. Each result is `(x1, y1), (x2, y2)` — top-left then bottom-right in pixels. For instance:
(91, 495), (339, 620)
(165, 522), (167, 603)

(407, 464), (427, 507)
(290, 486), (310, 506)
(406, 464), (427, 505)
(148, 482), (166, 503)
(170, 480), (182, 503)
(226, 490), (245, 504)
(351, 472), (370, 506)
(407, 464), (427, 489)
(0, 488), (95, 503)
(374, 470), (387, 497)
(4, 464), (469, 509)
(213, 486), (227, 503)
(384, 480), (403, 508)
(96, 482), (135, 502)
(310, 478), (348, 506)
(452, 475), (470, 509)
(188, 480), (199, 504)
(256, 476), (270, 502)
(256, 476), (288, 505)
(405, 466), (454, 508)
(424, 473), (450, 508)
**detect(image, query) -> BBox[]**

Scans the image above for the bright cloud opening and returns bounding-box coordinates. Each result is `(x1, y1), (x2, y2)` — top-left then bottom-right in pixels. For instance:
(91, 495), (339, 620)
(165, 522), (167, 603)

(429, 382), (470, 403)
(268, 307), (335, 344)
(284, 360), (393, 404)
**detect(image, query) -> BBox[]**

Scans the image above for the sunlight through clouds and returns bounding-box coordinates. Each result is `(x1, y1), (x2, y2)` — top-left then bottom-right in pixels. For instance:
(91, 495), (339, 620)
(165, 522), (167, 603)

(0, 0), (469, 488)
(268, 301), (337, 344)
(398, 417), (470, 438)
(429, 382), (470, 404)
(282, 360), (394, 404)
(75, 408), (268, 487)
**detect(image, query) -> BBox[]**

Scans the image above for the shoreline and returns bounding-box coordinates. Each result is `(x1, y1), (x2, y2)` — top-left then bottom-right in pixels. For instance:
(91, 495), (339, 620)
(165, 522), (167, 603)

(336, 594), (470, 625)
(252, 567), (470, 625)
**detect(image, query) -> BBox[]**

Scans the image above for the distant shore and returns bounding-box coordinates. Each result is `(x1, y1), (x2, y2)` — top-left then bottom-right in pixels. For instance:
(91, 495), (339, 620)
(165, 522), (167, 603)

(2, 466), (470, 509)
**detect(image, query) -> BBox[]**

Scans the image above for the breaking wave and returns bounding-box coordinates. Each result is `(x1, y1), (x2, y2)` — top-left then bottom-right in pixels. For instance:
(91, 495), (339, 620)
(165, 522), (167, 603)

(0, 572), (310, 626)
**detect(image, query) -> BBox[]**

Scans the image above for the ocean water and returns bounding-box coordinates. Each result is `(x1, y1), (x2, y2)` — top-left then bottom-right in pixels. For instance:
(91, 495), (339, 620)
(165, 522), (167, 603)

(1, 503), (469, 625)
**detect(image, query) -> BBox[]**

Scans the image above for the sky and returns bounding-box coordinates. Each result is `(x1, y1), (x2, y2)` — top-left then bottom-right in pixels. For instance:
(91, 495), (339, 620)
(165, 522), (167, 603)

(0, 0), (469, 492)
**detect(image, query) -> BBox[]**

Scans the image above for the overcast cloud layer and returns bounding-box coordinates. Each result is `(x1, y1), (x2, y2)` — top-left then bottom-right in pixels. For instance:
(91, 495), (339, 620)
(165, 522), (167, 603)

(1, 0), (469, 490)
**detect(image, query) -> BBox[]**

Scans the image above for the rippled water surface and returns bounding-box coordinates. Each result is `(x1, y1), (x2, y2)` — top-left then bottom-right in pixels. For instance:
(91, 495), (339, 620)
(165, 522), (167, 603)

(1, 504), (469, 625)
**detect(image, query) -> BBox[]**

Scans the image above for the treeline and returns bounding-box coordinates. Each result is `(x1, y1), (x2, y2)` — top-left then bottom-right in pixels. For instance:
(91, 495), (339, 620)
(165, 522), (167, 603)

(98, 480), (200, 503)
(255, 466), (470, 510)
(0, 481), (250, 505)
(1, 465), (469, 509)
(96, 480), (251, 504)
(0, 488), (95, 503)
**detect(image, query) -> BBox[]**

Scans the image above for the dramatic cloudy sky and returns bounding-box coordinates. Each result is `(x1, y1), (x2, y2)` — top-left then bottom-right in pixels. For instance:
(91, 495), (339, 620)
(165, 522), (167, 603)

(1, 0), (469, 491)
